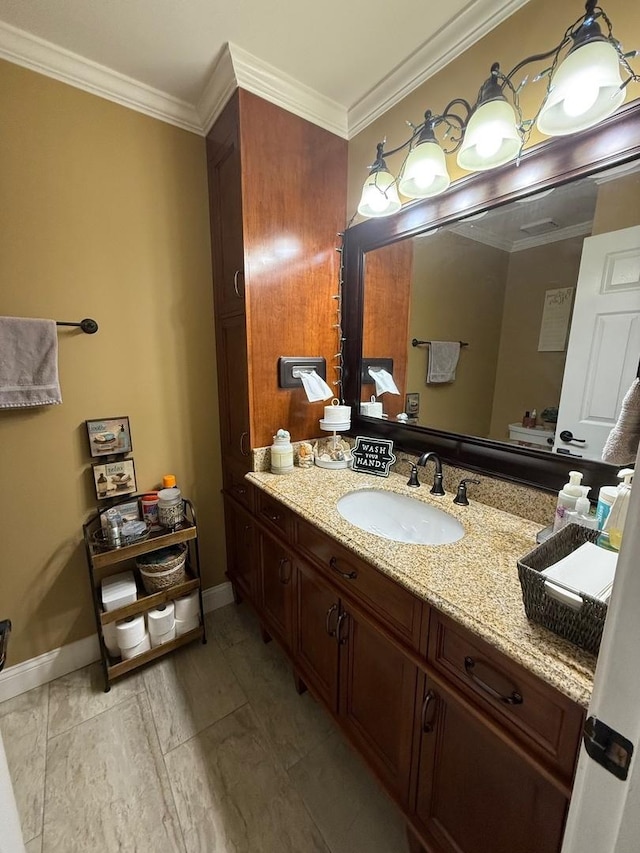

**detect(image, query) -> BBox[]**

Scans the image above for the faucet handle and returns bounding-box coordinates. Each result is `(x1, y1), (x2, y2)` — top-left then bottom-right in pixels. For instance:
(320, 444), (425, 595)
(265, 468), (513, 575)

(453, 478), (480, 506)
(407, 465), (420, 488)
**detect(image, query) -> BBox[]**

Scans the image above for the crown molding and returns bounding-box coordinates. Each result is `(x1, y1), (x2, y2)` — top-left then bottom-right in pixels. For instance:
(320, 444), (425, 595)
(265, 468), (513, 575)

(347, 0), (532, 139)
(197, 46), (238, 136)
(453, 218), (593, 253)
(198, 42), (348, 139)
(592, 160), (640, 185)
(0, 19), (202, 134)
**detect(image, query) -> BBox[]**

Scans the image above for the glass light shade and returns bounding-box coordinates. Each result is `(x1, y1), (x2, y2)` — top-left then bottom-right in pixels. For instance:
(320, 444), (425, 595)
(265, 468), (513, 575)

(357, 168), (401, 218)
(457, 98), (521, 172)
(537, 40), (625, 136)
(398, 140), (451, 199)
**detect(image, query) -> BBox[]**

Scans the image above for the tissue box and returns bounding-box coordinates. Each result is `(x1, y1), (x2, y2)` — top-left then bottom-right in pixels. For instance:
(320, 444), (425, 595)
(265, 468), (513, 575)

(101, 570), (137, 612)
(517, 524), (607, 655)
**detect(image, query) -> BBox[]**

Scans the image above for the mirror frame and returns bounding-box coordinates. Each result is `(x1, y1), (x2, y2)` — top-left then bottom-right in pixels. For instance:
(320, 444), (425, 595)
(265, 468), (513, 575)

(342, 100), (640, 494)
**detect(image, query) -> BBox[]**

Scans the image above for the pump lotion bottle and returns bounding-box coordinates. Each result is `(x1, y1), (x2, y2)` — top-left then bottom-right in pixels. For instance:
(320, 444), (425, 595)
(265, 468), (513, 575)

(553, 470), (585, 533)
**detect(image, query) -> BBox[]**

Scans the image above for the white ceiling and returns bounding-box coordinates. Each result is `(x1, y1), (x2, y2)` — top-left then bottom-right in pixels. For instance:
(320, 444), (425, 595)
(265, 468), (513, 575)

(0, 0), (531, 136)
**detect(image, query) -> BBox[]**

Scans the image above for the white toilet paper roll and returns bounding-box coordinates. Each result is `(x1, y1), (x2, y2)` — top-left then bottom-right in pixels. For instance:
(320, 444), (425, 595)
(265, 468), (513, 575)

(175, 614), (200, 637)
(116, 614), (146, 650)
(147, 602), (175, 637)
(173, 591), (200, 621)
(150, 625), (177, 648)
(121, 632), (151, 659)
(102, 622), (120, 657)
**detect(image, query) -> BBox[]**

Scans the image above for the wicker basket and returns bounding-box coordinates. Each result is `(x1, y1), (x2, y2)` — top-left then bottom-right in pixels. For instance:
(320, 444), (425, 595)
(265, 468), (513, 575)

(136, 544), (187, 593)
(517, 524), (608, 655)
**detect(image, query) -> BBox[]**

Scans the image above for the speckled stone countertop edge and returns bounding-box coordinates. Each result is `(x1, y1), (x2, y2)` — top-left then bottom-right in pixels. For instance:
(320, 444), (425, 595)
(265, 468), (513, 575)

(246, 467), (596, 708)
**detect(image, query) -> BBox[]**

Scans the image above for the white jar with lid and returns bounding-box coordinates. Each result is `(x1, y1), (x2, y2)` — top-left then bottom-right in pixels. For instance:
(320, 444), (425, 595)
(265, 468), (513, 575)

(157, 487), (183, 529)
(270, 429), (294, 474)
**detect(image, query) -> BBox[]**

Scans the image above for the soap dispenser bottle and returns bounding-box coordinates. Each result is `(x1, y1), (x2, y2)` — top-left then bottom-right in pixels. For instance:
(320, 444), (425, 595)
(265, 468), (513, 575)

(565, 489), (598, 530)
(602, 468), (634, 550)
(553, 470), (585, 533)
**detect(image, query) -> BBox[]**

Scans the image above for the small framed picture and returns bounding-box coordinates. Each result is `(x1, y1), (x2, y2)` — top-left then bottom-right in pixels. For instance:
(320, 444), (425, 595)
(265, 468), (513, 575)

(93, 459), (137, 501)
(86, 417), (132, 458)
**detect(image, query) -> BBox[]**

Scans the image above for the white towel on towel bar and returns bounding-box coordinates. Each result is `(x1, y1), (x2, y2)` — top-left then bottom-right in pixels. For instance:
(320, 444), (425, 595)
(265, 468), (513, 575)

(426, 341), (461, 384)
(0, 317), (62, 408)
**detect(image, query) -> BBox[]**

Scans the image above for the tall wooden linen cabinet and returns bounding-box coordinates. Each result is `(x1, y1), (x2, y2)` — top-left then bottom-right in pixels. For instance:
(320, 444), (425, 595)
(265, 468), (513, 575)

(205, 88), (348, 589)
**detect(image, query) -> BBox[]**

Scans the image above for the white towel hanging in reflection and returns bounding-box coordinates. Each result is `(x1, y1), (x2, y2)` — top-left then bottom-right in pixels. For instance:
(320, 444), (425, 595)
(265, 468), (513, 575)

(427, 341), (460, 384)
(602, 378), (640, 464)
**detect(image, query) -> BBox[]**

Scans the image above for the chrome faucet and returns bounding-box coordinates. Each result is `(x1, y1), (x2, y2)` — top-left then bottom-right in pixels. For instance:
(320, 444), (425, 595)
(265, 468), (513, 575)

(406, 452), (445, 495)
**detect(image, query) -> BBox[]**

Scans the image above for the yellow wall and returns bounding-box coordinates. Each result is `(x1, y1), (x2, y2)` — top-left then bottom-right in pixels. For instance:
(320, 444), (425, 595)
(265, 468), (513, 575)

(347, 0), (640, 216)
(488, 236), (583, 440)
(592, 170), (640, 235)
(0, 61), (224, 666)
(406, 232), (508, 434)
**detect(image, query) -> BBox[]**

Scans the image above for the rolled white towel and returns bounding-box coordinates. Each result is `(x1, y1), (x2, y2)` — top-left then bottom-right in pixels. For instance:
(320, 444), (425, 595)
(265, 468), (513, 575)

(602, 378), (640, 464)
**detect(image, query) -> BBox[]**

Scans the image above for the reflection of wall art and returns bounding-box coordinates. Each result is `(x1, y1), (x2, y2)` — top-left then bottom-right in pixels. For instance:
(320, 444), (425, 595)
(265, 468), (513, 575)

(86, 417), (132, 458)
(93, 459), (137, 500)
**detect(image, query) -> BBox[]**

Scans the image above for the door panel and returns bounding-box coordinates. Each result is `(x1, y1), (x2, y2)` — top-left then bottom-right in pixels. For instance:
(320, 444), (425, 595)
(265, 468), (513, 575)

(554, 225), (640, 459)
(414, 677), (568, 853)
(223, 497), (257, 603)
(339, 601), (417, 805)
(260, 531), (292, 651)
(294, 558), (339, 710)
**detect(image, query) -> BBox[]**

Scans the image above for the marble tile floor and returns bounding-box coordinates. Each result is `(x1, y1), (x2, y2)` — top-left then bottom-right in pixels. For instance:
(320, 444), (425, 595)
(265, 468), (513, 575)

(0, 604), (409, 853)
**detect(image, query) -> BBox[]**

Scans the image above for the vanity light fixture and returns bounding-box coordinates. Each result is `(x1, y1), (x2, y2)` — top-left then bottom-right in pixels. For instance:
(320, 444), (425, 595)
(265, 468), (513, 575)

(356, 0), (639, 218)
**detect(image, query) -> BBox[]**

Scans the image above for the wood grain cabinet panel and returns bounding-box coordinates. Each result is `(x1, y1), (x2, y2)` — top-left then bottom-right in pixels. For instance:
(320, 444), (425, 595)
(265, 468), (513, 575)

(259, 530), (293, 652)
(223, 496), (258, 604)
(338, 599), (417, 806)
(412, 674), (569, 853)
(427, 612), (584, 781)
(295, 517), (423, 649)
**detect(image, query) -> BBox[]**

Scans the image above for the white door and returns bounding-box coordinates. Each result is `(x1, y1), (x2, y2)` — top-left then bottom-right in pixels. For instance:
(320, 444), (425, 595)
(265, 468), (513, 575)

(0, 731), (25, 853)
(561, 444), (640, 853)
(553, 225), (640, 461)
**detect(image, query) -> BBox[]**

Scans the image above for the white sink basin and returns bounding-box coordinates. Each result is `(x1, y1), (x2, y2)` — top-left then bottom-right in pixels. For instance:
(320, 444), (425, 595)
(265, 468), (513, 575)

(336, 489), (464, 545)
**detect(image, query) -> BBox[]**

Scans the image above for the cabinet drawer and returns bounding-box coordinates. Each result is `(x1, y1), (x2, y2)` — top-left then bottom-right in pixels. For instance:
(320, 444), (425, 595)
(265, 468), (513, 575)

(428, 612), (584, 779)
(223, 464), (255, 512)
(256, 490), (292, 538)
(295, 518), (422, 650)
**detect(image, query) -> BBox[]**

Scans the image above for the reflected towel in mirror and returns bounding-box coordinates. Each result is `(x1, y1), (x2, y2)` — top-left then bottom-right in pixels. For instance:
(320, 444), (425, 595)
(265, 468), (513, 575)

(602, 378), (640, 464)
(426, 341), (460, 384)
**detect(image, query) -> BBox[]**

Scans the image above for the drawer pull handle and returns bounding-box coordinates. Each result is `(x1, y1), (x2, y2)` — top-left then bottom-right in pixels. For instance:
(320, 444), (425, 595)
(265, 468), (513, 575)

(233, 269), (244, 298)
(325, 604), (338, 637)
(421, 689), (437, 733)
(336, 611), (349, 645)
(329, 556), (357, 580)
(240, 432), (250, 456)
(278, 557), (291, 585)
(464, 656), (523, 705)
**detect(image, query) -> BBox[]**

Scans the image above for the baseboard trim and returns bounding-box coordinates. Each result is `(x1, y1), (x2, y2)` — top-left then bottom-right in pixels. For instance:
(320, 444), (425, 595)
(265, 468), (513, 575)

(0, 581), (234, 704)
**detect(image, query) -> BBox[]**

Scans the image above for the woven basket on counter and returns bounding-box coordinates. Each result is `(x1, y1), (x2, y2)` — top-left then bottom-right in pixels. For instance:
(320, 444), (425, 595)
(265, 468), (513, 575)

(517, 524), (607, 655)
(136, 544), (187, 593)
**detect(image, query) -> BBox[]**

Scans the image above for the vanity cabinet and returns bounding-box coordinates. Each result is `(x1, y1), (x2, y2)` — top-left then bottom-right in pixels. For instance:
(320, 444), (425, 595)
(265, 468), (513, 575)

(223, 481), (583, 853)
(223, 494), (258, 603)
(412, 672), (568, 853)
(293, 554), (418, 803)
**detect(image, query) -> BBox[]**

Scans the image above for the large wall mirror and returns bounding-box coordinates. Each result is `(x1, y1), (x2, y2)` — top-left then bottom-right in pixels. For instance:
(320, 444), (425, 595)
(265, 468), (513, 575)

(342, 101), (640, 493)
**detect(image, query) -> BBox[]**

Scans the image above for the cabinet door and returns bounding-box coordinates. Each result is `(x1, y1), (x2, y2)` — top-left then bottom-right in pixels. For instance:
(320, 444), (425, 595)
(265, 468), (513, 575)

(259, 531), (293, 652)
(413, 677), (568, 853)
(207, 95), (246, 318)
(223, 497), (257, 603)
(338, 600), (417, 806)
(217, 313), (251, 466)
(294, 557), (340, 711)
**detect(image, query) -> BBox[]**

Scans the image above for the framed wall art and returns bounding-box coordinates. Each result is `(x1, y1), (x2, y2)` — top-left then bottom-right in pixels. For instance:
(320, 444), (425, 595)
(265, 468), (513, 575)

(86, 417), (132, 457)
(93, 458), (137, 500)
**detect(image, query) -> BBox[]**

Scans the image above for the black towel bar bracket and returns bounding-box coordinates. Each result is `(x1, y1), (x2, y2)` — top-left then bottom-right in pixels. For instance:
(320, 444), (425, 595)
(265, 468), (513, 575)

(56, 318), (99, 334)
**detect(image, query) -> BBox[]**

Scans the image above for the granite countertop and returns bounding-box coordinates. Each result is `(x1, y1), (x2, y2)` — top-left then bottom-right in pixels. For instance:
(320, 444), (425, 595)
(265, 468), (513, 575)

(247, 467), (597, 708)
